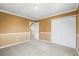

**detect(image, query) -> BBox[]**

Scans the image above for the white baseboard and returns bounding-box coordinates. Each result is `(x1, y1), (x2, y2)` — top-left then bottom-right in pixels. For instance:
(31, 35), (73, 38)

(76, 48), (79, 56)
(0, 32), (30, 35)
(39, 39), (52, 44)
(0, 39), (30, 49)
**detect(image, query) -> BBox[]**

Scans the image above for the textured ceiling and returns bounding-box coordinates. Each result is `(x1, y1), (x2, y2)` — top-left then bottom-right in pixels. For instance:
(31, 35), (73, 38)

(0, 3), (78, 20)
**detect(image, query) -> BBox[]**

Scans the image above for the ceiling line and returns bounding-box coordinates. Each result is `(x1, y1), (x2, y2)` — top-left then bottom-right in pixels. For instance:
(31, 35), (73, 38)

(0, 10), (35, 22)
(37, 8), (78, 22)
(0, 8), (78, 22)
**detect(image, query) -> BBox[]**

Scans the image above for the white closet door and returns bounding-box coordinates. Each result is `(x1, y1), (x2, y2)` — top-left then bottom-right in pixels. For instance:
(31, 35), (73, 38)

(51, 16), (76, 48)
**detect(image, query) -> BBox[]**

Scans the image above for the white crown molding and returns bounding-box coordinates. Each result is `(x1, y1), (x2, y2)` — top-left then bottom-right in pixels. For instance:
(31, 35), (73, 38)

(0, 10), (32, 20)
(0, 8), (77, 21)
(39, 8), (77, 20)
(0, 32), (30, 35)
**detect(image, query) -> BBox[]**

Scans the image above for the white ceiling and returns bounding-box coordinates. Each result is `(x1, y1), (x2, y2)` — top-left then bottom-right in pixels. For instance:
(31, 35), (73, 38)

(0, 3), (78, 20)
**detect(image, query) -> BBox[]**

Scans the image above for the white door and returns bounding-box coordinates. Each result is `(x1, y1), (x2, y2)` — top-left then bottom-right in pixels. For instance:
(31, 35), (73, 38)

(51, 16), (76, 48)
(30, 22), (39, 40)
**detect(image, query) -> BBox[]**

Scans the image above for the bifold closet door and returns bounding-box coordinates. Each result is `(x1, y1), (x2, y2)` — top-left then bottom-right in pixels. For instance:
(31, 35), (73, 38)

(39, 19), (51, 42)
(0, 12), (30, 47)
(52, 16), (76, 48)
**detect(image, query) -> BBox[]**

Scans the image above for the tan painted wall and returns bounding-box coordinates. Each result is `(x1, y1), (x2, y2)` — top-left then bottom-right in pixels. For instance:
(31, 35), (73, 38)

(39, 19), (51, 32)
(39, 19), (51, 42)
(0, 12), (30, 34)
(77, 8), (79, 34)
(76, 8), (79, 51)
(0, 12), (31, 48)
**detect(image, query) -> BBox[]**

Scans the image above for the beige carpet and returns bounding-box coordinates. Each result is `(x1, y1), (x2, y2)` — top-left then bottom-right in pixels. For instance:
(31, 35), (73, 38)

(0, 38), (78, 56)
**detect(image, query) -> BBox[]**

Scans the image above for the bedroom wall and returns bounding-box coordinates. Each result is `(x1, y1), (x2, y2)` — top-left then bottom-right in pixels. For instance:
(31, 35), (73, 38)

(39, 19), (51, 42)
(0, 12), (30, 48)
(0, 12), (30, 33)
(76, 8), (79, 51)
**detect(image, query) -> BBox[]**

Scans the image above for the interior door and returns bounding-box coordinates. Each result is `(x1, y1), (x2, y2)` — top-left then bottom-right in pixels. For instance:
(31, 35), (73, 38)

(30, 22), (39, 40)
